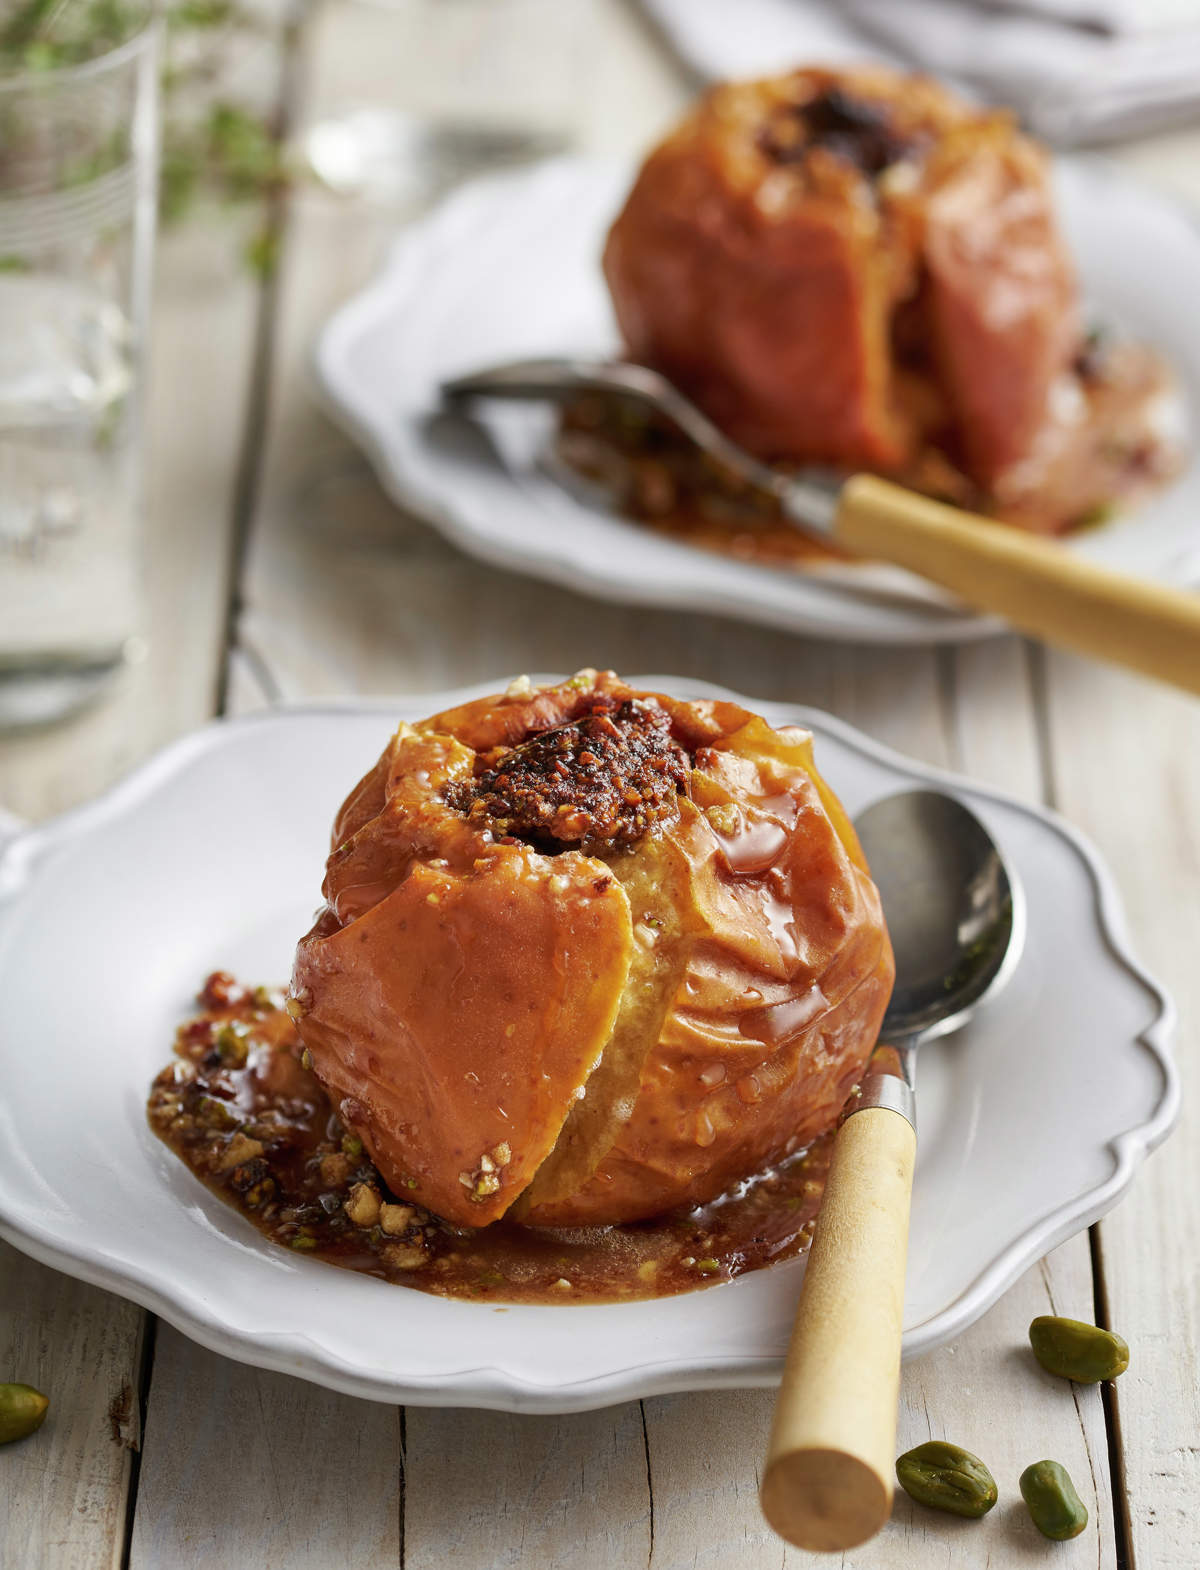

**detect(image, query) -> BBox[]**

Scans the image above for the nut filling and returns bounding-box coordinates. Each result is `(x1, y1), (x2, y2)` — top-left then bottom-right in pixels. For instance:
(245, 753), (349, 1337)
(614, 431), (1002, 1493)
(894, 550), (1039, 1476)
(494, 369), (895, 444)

(447, 696), (690, 852)
(147, 973), (837, 1305)
(759, 87), (916, 175)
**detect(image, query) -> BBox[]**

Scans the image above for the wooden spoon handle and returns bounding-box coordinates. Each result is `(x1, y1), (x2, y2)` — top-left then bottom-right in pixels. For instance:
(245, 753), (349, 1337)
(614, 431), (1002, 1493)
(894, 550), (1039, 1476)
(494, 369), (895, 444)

(761, 1100), (916, 1552)
(833, 475), (1200, 697)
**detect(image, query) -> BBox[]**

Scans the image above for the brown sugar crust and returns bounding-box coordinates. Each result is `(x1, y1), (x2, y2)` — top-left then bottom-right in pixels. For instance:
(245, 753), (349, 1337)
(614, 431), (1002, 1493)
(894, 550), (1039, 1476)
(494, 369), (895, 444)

(291, 671), (894, 1229)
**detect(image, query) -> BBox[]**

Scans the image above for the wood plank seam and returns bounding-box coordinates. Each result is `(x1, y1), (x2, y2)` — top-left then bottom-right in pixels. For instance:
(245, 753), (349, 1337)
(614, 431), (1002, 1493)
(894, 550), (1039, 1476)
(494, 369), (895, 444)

(215, 13), (305, 721)
(1091, 1227), (1134, 1570)
(236, 634), (286, 706)
(399, 1406), (407, 1570)
(117, 1318), (158, 1570)
(638, 1400), (655, 1567)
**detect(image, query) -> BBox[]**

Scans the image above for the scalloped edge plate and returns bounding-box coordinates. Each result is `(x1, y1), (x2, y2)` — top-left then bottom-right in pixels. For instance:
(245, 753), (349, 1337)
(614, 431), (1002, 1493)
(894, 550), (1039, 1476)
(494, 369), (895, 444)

(312, 157), (1200, 647)
(0, 682), (1178, 1411)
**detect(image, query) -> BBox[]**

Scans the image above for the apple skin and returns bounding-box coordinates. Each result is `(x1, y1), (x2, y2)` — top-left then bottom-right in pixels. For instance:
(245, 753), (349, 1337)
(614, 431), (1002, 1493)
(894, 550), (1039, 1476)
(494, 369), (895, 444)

(603, 66), (1077, 491)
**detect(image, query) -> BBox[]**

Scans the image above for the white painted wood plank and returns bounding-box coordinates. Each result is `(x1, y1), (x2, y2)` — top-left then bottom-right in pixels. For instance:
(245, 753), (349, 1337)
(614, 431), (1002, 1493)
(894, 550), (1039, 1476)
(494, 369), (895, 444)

(0, 1241), (145, 1570)
(129, 1326), (401, 1570)
(1041, 651), (1200, 1570)
(403, 1403), (651, 1570)
(0, 216), (269, 1570)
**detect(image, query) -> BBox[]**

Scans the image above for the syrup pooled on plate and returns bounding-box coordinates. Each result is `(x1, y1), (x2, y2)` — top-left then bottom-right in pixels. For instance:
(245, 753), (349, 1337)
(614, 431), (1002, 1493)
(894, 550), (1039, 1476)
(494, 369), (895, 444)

(147, 973), (833, 1304)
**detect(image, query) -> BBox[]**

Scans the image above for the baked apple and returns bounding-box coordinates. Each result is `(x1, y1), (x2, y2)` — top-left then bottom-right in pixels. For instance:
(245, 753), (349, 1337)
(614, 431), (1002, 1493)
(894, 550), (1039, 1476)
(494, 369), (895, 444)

(600, 66), (1179, 535)
(290, 672), (893, 1228)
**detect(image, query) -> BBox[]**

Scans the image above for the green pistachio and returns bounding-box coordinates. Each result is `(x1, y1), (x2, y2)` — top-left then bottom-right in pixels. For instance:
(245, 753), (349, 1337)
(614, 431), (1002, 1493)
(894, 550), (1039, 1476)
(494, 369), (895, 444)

(0, 1384), (49, 1445)
(1020, 1459), (1088, 1540)
(896, 1441), (998, 1519)
(1029, 1316), (1129, 1383)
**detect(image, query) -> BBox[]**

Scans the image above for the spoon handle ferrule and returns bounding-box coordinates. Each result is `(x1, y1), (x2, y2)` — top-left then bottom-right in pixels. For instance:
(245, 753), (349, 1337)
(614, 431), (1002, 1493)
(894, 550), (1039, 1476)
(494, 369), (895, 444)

(851, 1073), (915, 1128)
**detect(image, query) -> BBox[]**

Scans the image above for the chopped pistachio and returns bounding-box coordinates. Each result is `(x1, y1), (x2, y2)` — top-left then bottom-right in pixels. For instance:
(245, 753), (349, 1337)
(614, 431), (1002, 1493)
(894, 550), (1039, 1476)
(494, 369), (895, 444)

(289, 1235), (317, 1251)
(215, 1021), (250, 1066)
(340, 1132), (363, 1158)
(694, 1258), (721, 1274)
(492, 1142), (512, 1168)
(197, 1095), (238, 1131)
(300, 1048), (313, 1071)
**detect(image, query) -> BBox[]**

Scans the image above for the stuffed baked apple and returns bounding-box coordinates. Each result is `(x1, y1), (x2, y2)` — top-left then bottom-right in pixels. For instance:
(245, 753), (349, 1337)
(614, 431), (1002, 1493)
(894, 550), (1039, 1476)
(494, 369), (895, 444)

(289, 672), (893, 1230)
(590, 66), (1179, 540)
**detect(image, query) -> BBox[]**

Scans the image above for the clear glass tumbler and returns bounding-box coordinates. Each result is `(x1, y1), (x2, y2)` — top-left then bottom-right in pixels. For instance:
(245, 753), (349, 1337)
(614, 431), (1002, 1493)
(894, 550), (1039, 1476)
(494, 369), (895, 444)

(0, 11), (159, 728)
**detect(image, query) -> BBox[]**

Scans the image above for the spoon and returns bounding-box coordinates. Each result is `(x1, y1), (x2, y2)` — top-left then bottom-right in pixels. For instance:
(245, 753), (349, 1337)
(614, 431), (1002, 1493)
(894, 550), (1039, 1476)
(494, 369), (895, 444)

(760, 788), (1024, 1552)
(442, 357), (1200, 698)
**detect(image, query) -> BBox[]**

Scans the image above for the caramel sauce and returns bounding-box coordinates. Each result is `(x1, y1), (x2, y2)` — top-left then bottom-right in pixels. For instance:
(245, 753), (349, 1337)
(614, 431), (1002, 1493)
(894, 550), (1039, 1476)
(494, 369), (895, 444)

(557, 335), (1182, 565)
(148, 974), (832, 1304)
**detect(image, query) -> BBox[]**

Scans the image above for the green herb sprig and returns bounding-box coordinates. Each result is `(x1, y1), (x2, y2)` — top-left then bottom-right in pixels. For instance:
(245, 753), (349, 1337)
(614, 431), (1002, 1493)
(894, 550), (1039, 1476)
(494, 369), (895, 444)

(1, 0), (289, 271)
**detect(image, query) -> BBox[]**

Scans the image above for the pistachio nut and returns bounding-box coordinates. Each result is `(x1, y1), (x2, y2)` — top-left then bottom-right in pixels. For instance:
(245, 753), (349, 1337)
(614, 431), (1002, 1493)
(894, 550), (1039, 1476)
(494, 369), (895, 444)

(1029, 1315), (1129, 1383)
(1020, 1459), (1088, 1540)
(0, 1383), (49, 1445)
(896, 1440), (998, 1518)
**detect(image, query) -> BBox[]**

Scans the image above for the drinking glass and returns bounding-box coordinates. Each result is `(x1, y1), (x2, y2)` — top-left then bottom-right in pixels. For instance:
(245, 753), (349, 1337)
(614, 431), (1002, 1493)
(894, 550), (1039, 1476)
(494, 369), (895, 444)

(0, 10), (159, 728)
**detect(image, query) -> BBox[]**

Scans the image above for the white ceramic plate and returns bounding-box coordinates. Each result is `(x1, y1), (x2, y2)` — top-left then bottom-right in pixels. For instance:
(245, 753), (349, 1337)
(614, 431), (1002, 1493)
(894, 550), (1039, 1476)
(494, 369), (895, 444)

(313, 157), (1200, 646)
(0, 682), (1177, 1412)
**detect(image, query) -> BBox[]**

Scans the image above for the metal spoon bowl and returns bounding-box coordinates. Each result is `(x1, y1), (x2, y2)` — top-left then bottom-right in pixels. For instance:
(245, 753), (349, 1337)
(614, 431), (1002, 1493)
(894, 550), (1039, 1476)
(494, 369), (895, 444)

(858, 787), (1025, 1058)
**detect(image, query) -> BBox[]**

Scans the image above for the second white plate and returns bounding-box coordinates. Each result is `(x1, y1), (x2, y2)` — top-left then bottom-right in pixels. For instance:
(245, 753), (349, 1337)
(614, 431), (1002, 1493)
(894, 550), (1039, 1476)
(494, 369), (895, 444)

(314, 157), (1200, 646)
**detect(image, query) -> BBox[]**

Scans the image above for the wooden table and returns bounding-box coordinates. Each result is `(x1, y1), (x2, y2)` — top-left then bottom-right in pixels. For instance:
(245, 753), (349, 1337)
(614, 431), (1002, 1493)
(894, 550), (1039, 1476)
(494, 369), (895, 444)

(3, 5), (1198, 1565)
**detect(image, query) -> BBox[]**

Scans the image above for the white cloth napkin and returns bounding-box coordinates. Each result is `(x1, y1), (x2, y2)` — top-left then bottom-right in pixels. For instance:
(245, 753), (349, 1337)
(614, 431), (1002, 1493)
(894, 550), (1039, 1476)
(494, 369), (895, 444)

(642, 0), (1200, 145)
